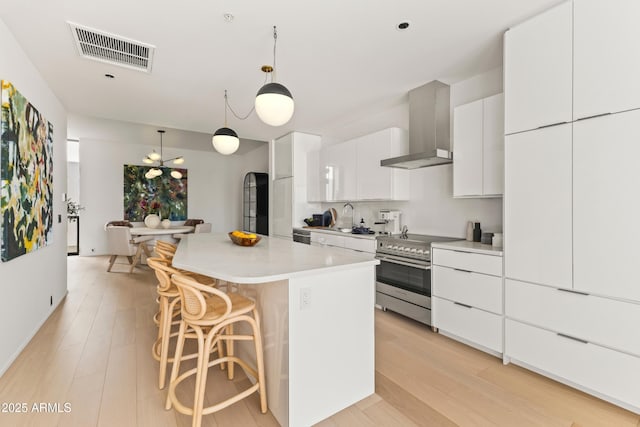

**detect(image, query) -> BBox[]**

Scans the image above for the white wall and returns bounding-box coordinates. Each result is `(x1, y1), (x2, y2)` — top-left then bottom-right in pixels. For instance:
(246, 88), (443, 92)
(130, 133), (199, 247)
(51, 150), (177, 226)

(75, 118), (268, 255)
(0, 19), (68, 375)
(321, 67), (504, 238)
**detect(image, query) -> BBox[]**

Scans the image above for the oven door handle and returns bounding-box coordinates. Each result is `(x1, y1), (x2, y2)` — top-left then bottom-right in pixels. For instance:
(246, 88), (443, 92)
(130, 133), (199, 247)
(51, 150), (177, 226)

(375, 255), (431, 270)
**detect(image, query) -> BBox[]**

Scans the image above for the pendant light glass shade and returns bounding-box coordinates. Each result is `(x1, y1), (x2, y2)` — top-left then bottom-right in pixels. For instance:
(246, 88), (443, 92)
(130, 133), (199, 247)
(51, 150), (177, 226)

(255, 82), (294, 126)
(148, 151), (161, 161)
(212, 127), (239, 155)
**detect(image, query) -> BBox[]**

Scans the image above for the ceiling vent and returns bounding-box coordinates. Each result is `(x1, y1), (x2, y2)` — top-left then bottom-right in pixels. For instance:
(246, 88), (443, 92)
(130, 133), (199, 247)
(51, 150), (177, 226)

(68, 22), (155, 73)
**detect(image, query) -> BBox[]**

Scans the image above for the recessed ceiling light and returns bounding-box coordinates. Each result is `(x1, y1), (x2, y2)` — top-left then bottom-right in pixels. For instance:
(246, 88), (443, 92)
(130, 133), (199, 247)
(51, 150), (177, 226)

(397, 21), (410, 31)
(104, 73), (115, 79)
(223, 13), (234, 23)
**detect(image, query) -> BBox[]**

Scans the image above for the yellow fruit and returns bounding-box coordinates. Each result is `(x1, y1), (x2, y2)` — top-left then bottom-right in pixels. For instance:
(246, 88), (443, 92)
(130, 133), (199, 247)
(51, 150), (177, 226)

(247, 233), (257, 239)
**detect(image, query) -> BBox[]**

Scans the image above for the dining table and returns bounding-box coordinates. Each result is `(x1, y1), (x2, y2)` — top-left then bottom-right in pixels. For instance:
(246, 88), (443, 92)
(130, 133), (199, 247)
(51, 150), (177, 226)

(129, 225), (194, 237)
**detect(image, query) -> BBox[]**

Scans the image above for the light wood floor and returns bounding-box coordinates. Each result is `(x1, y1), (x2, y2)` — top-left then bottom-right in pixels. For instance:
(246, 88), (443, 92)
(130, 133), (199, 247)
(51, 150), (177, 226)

(0, 256), (638, 427)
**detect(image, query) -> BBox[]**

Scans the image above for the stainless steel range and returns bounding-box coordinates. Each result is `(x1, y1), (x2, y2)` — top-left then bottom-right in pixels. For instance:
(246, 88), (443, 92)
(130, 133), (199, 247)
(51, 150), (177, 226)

(375, 233), (457, 326)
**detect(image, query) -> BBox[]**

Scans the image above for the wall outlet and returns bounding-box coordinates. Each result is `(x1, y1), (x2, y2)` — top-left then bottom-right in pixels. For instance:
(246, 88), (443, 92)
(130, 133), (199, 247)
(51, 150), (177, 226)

(300, 288), (311, 310)
(50, 295), (53, 306)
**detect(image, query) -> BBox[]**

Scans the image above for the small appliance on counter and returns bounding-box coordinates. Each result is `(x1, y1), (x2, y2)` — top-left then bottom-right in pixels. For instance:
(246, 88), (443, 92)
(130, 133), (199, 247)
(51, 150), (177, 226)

(377, 210), (401, 235)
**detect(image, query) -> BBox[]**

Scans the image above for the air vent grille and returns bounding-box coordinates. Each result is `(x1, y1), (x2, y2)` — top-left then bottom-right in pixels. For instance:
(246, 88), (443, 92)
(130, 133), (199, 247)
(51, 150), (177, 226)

(68, 22), (155, 73)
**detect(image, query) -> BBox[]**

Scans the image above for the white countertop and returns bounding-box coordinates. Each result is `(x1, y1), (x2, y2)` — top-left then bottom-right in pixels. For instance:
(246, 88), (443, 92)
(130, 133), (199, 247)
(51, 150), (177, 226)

(431, 240), (504, 256)
(173, 233), (379, 284)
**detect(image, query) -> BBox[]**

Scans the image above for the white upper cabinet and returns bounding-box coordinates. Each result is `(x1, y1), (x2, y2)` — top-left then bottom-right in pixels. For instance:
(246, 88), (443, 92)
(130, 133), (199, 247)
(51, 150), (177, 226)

(504, 124), (573, 289)
(504, 1), (573, 134)
(355, 127), (409, 200)
(573, 0), (640, 120)
(482, 94), (505, 195)
(273, 133), (293, 179)
(453, 99), (483, 196)
(573, 110), (640, 302)
(321, 140), (357, 202)
(453, 94), (504, 197)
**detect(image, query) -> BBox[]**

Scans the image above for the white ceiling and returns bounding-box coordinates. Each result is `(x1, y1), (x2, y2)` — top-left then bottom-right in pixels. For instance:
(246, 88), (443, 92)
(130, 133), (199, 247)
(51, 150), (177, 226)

(1, 0), (559, 151)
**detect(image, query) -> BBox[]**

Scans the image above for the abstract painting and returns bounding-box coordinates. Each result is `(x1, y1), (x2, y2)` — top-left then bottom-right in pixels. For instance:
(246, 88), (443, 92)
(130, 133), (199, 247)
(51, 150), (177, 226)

(123, 165), (187, 221)
(1, 80), (54, 262)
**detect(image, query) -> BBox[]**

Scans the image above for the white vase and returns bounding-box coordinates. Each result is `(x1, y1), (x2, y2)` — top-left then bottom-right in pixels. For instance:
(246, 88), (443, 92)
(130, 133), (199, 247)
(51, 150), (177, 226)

(144, 214), (161, 229)
(161, 219), (171, 229)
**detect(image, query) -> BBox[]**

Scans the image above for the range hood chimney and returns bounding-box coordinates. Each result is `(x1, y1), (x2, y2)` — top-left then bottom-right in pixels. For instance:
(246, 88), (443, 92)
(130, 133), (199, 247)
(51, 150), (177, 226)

(381, 80), (452, 169)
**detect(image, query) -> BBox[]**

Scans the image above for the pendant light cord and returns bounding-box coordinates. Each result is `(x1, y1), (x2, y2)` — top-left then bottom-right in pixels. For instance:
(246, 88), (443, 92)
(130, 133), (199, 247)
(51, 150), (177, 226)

(221, 26), (280, 122)
(272, 26), (277, 82)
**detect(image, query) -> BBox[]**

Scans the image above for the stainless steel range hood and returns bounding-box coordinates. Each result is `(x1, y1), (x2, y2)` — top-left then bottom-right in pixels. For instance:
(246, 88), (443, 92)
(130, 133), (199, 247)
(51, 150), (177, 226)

(381, 80), (452, 169)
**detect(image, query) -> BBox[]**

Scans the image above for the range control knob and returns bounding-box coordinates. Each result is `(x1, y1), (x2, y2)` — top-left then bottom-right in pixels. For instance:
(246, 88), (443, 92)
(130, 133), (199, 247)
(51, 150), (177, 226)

(392, 246), (398, 250)
(410, 248), (417, 253)
(386, 245), (393, 249)
(404, 247), (411, 252)
(417, 249), (424, 254)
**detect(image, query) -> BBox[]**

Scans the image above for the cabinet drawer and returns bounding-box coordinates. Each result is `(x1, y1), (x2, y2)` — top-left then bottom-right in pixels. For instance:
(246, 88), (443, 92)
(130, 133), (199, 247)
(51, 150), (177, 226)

(432, 248), (502, 276)
(506, 319), (640, 411)
(433, 266), (502, 314)
(344, 237), (376, 254)
(432, 297), (502, 353)
(506, 279), (640, 357)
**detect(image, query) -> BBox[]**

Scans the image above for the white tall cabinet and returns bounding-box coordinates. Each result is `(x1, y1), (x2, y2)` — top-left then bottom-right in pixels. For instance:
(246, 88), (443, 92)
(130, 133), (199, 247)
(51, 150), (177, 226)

(504, 0), (640, 415)
(270, 132), (321, 239)
(504, 124), (572, 288)
(504, 0), (572, 134)
(573, 110), (640, 302)
(573, 0), (640, 120)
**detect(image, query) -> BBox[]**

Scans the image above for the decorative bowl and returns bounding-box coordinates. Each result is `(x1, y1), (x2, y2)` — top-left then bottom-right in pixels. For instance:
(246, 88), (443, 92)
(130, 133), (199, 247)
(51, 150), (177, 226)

(228, 232), (261, 247)
(144, 214), (161, 229)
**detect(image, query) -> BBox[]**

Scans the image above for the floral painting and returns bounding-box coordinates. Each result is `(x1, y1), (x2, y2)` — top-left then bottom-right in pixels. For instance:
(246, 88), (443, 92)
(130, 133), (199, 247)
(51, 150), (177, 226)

(123, 165), (187, 221)
(1, 81), (54, 262)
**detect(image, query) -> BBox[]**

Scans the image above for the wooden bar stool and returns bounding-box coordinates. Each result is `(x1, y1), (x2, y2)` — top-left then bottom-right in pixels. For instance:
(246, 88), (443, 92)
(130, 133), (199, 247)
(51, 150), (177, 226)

(166, 273), (267, 427)
(147, 257), (207, 389)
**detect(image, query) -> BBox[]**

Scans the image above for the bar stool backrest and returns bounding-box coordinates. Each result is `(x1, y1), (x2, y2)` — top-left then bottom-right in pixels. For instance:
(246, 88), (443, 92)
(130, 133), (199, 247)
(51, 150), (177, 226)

(172, 274), (232, 323)
(147, 257), (179, 292)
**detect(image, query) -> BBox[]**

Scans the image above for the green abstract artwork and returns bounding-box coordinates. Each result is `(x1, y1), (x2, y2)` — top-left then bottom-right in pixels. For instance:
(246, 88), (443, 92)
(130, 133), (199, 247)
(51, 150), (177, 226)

(1, 80), (54, 262)
(123, 165), (187, 221)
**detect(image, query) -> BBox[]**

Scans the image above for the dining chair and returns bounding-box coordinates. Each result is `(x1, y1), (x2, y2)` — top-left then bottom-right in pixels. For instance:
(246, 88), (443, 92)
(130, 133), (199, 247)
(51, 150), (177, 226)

(173, 222), (211, 239)
(105, 224), (154, 273)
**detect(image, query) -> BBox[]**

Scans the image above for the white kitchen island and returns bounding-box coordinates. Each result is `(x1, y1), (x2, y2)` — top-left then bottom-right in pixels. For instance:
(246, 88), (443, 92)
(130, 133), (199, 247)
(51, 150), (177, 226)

(172, 233), (379, 427)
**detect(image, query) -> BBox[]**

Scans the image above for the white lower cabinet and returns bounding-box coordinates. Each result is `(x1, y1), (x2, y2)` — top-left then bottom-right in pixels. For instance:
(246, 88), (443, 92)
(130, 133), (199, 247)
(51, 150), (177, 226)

(506, 279), (640, 357)
(431, 245), (504, 356)
(506, 319), (640, 412)
(433, 297), (502, 353)
(309, 231), (375, 254)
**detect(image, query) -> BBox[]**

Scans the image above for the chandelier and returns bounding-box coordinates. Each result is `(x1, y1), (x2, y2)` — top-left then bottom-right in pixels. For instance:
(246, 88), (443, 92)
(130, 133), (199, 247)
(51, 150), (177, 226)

(143, 130), (184, 179)
(212, 26), (295, 155)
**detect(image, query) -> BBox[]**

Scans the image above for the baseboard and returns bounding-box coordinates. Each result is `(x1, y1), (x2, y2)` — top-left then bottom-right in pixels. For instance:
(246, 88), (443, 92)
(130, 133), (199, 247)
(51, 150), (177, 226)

(0, 290), (68, 378)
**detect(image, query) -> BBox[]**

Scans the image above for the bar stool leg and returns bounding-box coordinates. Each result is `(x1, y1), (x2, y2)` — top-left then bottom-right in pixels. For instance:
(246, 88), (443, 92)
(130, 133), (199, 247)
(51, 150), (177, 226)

(252, 310), (268, 413)
(226, 323), (234, 380)
(166, 320), (187, 410)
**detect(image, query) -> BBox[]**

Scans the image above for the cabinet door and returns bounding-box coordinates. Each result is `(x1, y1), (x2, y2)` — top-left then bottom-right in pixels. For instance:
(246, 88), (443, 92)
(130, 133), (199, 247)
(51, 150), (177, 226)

(306, 149), (322, 202)
(356, 130), (394, 200)
(504, 124), (572, 288)
(574, 110), (640, 302)
(574, 0), (640, 120)
(482, 93), (504, 195)
(271, 177), (292, 238)
(453, 99), (483, 197)
(323, 141), (356, 202)
(504, 1), (572, 134)
(274, 133), (293, 179)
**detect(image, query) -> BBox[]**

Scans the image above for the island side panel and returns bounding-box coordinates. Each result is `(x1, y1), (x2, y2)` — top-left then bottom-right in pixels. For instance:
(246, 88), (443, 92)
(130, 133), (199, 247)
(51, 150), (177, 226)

(235, 279), (290, 427)
(288, 265), (376, 427)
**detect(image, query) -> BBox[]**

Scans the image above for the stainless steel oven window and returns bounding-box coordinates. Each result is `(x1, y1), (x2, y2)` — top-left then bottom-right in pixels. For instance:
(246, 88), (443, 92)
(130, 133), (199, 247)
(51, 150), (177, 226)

(376, 260), (431, 296)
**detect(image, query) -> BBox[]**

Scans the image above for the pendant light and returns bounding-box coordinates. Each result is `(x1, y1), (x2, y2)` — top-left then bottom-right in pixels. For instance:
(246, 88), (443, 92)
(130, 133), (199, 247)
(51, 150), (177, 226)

(255, 26), (294, 126)
(143, 130), (185, 179)
(212, 90), (240, 155)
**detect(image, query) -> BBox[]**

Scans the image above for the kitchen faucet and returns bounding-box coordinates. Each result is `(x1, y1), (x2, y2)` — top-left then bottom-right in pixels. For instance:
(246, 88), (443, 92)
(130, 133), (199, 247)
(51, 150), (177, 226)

(342, 202), (354, 228)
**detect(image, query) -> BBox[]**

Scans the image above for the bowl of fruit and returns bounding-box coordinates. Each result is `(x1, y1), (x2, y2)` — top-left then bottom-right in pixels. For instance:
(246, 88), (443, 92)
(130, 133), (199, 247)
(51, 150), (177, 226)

(228, 230), (261, 247)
